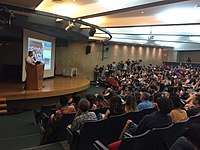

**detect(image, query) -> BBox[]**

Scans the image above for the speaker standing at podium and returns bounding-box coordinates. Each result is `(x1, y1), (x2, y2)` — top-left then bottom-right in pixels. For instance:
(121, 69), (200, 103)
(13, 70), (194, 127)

(25, 51), (44, 90)
(25, 51), (36, 65)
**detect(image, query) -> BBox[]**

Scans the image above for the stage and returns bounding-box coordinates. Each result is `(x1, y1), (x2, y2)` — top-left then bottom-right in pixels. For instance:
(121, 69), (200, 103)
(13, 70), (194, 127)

(0, 76), (90, 111)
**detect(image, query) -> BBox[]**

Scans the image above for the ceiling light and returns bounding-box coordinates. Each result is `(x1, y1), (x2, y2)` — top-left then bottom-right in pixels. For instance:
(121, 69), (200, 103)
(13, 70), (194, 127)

(156, 9), (200, 23)
(141, 11), (144, 14)
(56, 18), (63, 22)
(53, 4), (79, 17)
(83, 17), (105, 25)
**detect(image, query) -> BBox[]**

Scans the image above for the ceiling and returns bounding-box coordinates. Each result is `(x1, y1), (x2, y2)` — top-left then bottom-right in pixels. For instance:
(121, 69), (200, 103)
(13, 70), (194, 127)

(0, 0), (200, 50)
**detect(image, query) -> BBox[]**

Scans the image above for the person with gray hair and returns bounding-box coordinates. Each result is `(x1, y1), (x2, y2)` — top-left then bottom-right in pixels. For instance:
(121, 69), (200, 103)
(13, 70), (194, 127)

(137, 92), (153, 111)
(70, 99), (97, 132)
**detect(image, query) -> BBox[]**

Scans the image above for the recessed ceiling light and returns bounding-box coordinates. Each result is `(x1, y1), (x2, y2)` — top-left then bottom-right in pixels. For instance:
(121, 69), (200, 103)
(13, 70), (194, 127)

(141, 11), (144, 14)
(73, 0), (75, 1)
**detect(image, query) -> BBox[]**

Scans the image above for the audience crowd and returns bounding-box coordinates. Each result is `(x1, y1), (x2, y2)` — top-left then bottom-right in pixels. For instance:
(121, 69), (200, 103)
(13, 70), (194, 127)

(40, 59), (200, 150)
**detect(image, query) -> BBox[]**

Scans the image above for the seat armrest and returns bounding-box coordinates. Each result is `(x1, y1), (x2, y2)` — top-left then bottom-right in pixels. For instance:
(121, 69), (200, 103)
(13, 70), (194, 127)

(66, 126), (80, 144)
(124, 132), (133, 138)
(93, 140), (109, 150)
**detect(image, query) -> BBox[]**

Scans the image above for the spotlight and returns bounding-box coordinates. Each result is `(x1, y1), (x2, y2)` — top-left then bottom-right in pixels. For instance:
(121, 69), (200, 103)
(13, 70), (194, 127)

(89, 27), (96, 36)
(65, 21), (75, 31)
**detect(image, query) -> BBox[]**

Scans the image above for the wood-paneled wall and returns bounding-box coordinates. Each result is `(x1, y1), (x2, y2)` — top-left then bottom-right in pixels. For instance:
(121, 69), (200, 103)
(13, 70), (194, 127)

(55, 41), (163, 81)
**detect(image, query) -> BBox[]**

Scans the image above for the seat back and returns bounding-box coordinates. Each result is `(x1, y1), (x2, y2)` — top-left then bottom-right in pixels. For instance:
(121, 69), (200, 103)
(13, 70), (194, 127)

(129, 107), (157, 124)
(163, 119), (189, 149)
(58, 112), (76, 140)
(78, 119), (109, 150)
(40, 104), (56, 116)
(0, 98), (7, 115)
(119, 130), (156, 150)
(119, 125), (173, 150)
(90, 107), (109, 117)
(188, 114), (200, 124)
(78, 113), (130, 150)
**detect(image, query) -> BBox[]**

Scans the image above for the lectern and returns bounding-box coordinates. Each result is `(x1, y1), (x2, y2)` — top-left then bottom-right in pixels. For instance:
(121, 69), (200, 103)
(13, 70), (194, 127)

(25, 63), (44, 90)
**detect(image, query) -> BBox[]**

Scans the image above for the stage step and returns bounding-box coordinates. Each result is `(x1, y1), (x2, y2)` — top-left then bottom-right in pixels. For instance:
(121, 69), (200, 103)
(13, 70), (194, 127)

(0, 98), (7, 115)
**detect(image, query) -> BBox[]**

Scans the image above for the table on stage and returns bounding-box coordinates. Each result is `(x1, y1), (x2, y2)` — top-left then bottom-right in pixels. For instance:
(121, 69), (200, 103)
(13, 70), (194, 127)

(63, 67), (77, 77)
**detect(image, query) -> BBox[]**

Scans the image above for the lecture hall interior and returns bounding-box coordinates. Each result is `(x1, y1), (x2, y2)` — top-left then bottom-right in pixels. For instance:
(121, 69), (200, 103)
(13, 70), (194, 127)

(0, 0), (200, 150)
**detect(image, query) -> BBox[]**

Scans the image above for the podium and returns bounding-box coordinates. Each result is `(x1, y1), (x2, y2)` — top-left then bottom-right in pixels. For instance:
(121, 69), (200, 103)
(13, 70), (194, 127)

(25, 63), (44, 90)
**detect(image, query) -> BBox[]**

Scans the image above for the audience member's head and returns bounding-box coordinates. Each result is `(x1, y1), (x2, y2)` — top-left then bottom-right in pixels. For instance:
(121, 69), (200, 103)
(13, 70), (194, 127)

(85, 93), (96, 109)
(170, 96), (184, 109)
(125, 94), (137, 112)
(78, 99), (90, 113)
(59, 95), (70, 106)
(71, 93), (82, 107)
(140, 92), (150, 101)
(96, 94), (105, 102)
(110, 95), (124, 114)
(156, 97), (173, 114)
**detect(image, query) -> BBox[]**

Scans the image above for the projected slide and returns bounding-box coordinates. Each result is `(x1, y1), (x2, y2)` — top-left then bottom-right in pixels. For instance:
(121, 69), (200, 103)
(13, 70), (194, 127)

(28, 37), (52, 70)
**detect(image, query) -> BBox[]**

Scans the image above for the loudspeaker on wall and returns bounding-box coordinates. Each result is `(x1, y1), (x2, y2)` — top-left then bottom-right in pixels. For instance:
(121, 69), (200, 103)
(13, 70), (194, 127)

(86, 45), (91, 54)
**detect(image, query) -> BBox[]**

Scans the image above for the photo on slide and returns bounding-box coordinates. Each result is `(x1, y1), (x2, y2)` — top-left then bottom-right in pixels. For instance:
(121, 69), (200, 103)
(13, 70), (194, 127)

(28, 37), (52, 70)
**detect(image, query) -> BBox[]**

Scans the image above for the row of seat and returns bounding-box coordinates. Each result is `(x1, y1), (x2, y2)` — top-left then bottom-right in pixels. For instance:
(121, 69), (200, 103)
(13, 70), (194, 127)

(66, 107), (157, 150)
(94, 114), (200, 150)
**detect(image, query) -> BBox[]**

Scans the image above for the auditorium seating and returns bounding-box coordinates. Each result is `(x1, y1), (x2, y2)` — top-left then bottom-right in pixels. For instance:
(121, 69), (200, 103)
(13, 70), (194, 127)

(128, 106), (157, 124)
(89, 107), (109, 118)
(66, 107), (157, 150)
(93, 115), (200, 150)
(162, 119), (189, 149)
(34, 104), (56, 127)
(187, 113), (200, 124)
(0, 98), (7, 115)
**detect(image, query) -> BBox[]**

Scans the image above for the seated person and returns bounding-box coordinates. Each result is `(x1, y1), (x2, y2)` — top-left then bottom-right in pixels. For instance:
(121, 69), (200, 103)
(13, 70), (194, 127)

(137, 92), (153, 111)
(170, 124), (200, 150)
(124, 94), (137, 113)
(185, 92), (199, 110)
(84, 93), (97, 110)
(169, 96), (188, 123)
(51, 95), (76, 121)
(95, 94), (107, 108)
(108, 97), (173, 150)
(187, 94), (200, 117)
(103, 95), (125, 119)
(122, 97), (173, 137)
(70, 99), (97, 132)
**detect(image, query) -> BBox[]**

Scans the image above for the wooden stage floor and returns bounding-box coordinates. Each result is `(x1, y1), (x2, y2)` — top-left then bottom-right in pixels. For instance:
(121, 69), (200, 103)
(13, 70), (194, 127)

(0, 76), (90, 101)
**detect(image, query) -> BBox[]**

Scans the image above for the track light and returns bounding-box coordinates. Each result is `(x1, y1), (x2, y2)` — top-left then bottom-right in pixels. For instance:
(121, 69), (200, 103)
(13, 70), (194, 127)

(65, 21), (75, 31)
(89, 27), (96, 36)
